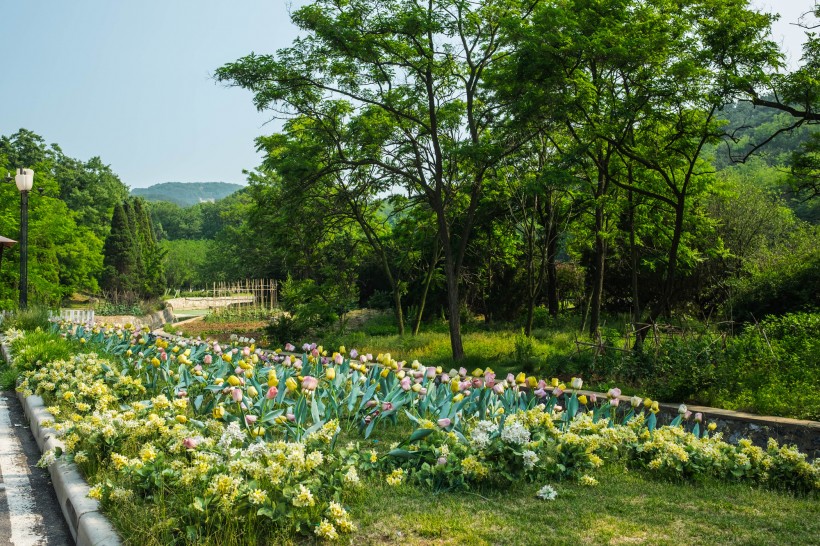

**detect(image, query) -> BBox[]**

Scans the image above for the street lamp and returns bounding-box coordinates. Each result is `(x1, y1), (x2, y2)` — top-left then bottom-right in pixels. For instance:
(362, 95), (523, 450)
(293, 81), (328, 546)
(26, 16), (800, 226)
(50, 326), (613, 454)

(14, 168), (34, 309)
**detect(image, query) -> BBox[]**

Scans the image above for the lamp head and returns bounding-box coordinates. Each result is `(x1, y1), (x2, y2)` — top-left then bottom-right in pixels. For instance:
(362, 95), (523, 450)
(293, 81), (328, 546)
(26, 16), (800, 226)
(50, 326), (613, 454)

(15, 168), (34, 192)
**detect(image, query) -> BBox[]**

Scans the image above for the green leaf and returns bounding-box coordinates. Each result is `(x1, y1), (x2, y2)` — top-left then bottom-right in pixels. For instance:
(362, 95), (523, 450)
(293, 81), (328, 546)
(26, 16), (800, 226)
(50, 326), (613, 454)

(408, 427), (434, 443)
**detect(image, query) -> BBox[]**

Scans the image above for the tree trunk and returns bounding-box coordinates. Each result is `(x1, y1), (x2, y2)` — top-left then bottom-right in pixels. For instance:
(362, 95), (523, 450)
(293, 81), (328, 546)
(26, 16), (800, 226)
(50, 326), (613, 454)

(546, 223), (559, 318)
(392, 286), (405, 336)
(588, 202), (606, 337)
(628, 190), (643, 349)
(413, 246), (439, 335)
(444, 259), (465, 360)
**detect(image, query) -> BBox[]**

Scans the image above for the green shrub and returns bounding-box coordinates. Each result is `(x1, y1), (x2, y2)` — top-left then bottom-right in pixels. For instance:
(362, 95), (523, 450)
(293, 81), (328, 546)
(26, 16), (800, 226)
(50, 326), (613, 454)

(9, 329), (76, 373)
(6, 305), (52, 331)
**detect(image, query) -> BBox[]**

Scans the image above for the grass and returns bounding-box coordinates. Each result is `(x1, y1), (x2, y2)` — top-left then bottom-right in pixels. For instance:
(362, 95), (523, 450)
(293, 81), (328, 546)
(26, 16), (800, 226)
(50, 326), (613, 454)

(351, 466), (819, 546)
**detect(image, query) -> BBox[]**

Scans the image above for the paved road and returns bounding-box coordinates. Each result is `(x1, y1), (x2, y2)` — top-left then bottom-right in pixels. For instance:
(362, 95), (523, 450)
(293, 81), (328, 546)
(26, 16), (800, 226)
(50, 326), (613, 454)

(0, 391), (74, 546)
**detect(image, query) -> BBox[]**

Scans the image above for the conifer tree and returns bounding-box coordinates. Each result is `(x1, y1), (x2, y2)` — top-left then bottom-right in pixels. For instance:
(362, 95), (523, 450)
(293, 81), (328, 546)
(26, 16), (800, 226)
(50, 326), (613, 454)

(101, 202), (138, 298)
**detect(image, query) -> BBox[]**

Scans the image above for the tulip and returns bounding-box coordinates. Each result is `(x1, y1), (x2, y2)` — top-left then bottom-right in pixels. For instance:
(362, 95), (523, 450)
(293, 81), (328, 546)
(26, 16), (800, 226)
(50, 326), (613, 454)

(231, 388), (243, 403)
(684, 410), (692, 420)
(589, 393), (597, 404)
(707, 422), (717, 431)
(350, 349), (358, 359)
(176, 415), (187, 424)
(366, 400), (378, 408)
(650, 401), (659, 413)
(578, 394), (588, 405)
(213, 343), (222, 354)
(441, 373), (451, 383)
(515, 372), (527, 384)
(571, 377), (583, 390)
(493, 383), (505, 395)
(534, 388), (547, 398)
(334, 353), (344, 365)
(400, 377), (412, 391)
(411, 383), (422, 393)
(437, 418), (451, 428)
(607, 388), (621, 399)
(459, 367), (467, 378)
(182, 437), (198, 450)
(678, 404), (688, 415)
(285, 343), (295, 352)
(203, 354), (213, 365)
(610, 398), (620, 407)
(382, 402), (394, 412)
(302, 376), (319, 391)
(437, 456), (447, 466)
(245, 414), (258, 425)
(243, 347), (251, 357)
(551, 378), (560, 387)
(472, 368), (484, 378)
(287, 412), (296, 422)
(694, 412), (703, 423)
(266, 386), (278, 399)
(283, 356), (292, 367)
(325, 367), (336, 380)
(552, 387), (564, 397)
(247, 386), (258, 398)
(506, 373), (516, 384)
(285, 377), (298, 392)
(630, 395), (642, 408)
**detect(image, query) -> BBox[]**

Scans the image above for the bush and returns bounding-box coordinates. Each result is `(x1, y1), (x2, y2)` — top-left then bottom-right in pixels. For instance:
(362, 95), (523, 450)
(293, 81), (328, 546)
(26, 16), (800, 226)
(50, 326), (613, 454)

(5, 305), (52, 331)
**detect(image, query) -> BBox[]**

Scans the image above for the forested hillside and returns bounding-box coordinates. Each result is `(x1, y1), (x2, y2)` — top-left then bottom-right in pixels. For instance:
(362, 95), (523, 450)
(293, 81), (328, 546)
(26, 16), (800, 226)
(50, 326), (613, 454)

(131, 181), (243, 207)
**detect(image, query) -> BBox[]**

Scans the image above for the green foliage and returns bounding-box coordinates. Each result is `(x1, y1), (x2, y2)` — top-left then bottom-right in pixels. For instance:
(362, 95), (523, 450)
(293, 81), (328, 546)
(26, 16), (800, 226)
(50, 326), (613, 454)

(8, 329), (75, 373)
(710, 312), (820, 420)
(266, 276), (338, 344)
(4, 305), (52, 331)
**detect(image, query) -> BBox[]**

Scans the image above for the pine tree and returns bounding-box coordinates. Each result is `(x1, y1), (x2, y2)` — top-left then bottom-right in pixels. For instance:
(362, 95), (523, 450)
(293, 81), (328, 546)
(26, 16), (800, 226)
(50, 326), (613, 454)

(101, 202), (138, 299)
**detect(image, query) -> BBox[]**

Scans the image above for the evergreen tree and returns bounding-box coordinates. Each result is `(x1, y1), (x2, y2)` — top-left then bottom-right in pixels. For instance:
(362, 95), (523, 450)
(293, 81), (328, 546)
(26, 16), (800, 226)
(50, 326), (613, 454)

(101, 202), (138, 299)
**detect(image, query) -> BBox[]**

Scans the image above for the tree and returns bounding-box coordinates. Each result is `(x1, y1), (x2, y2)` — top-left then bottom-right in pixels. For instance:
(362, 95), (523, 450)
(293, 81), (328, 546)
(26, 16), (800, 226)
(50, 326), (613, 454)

(101, 202), (139, 298)
(217, 0), (536, 360)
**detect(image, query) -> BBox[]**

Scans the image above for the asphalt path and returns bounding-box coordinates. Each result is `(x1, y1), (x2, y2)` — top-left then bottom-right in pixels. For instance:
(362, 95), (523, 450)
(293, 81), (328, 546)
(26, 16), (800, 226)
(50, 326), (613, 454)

(0, 390), (74, 546)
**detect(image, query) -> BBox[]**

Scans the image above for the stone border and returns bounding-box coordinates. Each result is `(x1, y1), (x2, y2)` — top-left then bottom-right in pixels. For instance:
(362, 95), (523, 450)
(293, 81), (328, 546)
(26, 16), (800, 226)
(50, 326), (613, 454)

(1, 341), (121, 546)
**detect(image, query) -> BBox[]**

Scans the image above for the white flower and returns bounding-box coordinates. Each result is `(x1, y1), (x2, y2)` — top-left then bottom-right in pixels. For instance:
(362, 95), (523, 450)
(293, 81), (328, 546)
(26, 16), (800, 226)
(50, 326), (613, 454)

(501, 422), (531, 445)
(536, 484), (557, 501)
(523, 450), (539, 470)
(470, 420), (499, 449)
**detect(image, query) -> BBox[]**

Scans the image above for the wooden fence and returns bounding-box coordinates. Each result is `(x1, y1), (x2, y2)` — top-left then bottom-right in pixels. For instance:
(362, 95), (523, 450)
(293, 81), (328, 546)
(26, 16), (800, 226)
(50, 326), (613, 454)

(169, 279), (279, 310)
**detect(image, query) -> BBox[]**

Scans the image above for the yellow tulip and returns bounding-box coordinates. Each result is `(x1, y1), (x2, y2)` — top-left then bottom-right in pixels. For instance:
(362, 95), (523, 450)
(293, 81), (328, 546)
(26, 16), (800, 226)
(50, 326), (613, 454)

(247, 386), (259, 398)
(326, 367), (336, 381)
(380, 368), (390, 378)
(527, 376), (538, 388)
(411, 383), (422, 393)
(643, 398), (653, 408)
(176, 415), (188, 424)
(472, 368), (484, 378)
(227, 375), (241, 387)
(451, 380), (461, 393)
(515, 372), (527, 385)
(578, 395), (588, 405)
(286, 377), (298, 392)
(453, 393), (464, 402)
(339, 345), (346, 354)
(212, 407), (225, 419)
(551, 378), (559, 387)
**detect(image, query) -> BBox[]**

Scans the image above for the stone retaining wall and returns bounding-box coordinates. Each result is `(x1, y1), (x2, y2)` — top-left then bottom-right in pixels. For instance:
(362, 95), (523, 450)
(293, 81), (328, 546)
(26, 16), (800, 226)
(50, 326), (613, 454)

(164, 296), (254, 311)
(94, 307), (175, 331)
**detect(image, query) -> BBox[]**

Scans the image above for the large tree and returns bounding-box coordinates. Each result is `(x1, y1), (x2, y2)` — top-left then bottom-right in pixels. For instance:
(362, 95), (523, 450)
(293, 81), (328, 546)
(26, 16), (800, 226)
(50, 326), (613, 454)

(217, 0), (535, 359)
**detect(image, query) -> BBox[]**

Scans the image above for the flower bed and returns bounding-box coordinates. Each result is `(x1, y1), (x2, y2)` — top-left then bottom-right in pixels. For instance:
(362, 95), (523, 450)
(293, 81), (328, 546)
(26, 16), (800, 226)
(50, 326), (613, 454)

(10, 323), (820, 544)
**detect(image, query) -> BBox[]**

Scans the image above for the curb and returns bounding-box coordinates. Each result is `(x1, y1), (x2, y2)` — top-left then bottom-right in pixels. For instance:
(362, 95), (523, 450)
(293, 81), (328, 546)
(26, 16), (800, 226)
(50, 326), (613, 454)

(1, 340), (121, 546)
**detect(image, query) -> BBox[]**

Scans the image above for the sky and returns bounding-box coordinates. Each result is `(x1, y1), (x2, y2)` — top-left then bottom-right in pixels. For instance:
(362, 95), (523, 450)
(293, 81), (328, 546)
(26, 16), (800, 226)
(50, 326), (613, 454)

(0, 0), (815, 189)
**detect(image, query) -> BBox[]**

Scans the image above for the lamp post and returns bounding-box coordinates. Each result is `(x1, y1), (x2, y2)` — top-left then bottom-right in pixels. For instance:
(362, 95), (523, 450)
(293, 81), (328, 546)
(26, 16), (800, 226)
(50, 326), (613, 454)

(14, 168), (34, 309)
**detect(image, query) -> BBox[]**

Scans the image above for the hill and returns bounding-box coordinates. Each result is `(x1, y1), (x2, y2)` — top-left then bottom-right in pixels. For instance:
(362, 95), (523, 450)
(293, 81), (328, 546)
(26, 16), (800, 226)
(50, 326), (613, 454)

(131, 182), (244, 207)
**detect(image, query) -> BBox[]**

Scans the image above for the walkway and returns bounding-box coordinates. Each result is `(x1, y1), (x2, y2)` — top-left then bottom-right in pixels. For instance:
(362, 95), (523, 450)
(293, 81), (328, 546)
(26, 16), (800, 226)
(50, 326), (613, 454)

(0, 390), (74, 545)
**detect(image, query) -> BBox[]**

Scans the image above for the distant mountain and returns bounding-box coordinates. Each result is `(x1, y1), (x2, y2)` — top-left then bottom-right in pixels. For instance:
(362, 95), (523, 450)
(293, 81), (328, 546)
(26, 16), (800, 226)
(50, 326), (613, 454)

(131, 182), (244, 207)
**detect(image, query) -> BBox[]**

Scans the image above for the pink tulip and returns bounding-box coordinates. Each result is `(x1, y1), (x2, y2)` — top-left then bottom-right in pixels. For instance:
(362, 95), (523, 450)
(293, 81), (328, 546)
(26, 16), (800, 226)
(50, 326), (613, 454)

(553, 387), (564, 397)
(285, 343), (295, 352)
(554, 405), (563, 412)
(506, 373), (516, 384)
(349, 349), (358, 359)
(231, 388), (243, 402)
(286, 412), (296, 422)
(193, 365), (202, 373)
(301, 376), (318, 391)
(400, 377), (412, 391)
(335, 353), (344, 365)
(694, 412), (703, 423)
(459, 367), (467, 378)
(472, 377), (483, 389)
(437, 418), (451, 428)
(458, 380), (471, 391)
(311, 348), (320, 358)
(437, 456), (447, 466)
(245, 414), (258, 425)
(484, 372), (496, 387)
(203, 355), (213, 365)
(366, 400), (378, 408)
(294, 359), (303, 370)
(213, 343), (222, 354)
(283, 356), (292, 367)
(302, 343), (311, 351)
(610, 398), (620, 407)
(235, 366), (244, 375)
(382, 402), (394, 412)
(534, 388), (547, 398)
(493, 383), (505, 395)
(441, 373), (451, 383)
(243, 347), (251, 357)
(266, 386), (278, 399)
(418, 387), (427, 396)
(177, 390), (187, 398)
(607, 388), (621, 399)
(589, 393), (597, 404)
(182, 437), (198, 450)
(685, 410), (692, 420)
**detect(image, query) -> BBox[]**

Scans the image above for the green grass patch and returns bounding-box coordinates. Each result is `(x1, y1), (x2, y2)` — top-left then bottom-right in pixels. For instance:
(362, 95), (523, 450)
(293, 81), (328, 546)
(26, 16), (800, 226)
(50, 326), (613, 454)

(351, 466), (819, 546)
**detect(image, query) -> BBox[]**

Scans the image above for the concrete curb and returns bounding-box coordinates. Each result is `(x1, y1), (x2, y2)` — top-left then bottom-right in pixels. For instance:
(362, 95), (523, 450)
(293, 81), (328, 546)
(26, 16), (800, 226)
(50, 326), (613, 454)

(16, 390), (121, 546)
(1, 339), (121, 546)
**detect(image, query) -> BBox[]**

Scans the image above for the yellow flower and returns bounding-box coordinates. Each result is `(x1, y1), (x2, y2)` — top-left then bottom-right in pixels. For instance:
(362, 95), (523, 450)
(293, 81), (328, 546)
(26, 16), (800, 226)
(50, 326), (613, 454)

(380, 368), (390, 378)
(643, 397), (653, 408)
(325, 367), (336, 381)
(578, 394), (588, 405)
(267, 370), (279, 387)
(247, 386), (259, 398)
(527, 376), (538, 388)
(213, 407), (225, 419)
(227, 375), (241, 387)
(707, 422), (717, 431)
(515, 372), (527, 384)
(472, 368), (484, 378)
(411, 383), (422, 393)
(176, 415), (187, 424)
(338, 345), (346, 354)
(285, 377), (298, 392)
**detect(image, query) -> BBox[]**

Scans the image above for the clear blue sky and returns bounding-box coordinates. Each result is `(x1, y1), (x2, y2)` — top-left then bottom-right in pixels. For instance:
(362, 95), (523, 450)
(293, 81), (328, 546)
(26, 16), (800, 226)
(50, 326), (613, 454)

(0, 0), (813, 189)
